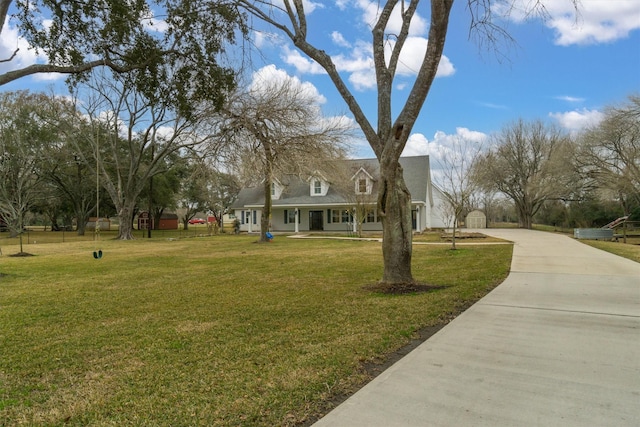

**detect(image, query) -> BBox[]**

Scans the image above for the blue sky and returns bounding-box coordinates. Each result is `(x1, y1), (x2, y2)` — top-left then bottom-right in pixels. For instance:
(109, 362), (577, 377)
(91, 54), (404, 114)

(246, 0), (640, 159)
(2, 0), (639, 161)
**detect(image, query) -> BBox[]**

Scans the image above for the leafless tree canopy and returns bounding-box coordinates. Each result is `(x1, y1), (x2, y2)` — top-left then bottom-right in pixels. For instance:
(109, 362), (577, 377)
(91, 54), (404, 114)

(577, 95), (640, 211)
(218, 72), (352, 241)
(472, 119), (577, 229)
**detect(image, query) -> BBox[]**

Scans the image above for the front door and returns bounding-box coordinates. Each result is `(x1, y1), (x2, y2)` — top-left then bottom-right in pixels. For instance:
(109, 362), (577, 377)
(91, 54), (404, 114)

(309, 210), (324, 231)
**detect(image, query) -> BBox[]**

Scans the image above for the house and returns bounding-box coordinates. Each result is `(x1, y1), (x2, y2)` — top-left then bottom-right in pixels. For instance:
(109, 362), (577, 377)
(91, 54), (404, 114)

(231, 156), (449, 233)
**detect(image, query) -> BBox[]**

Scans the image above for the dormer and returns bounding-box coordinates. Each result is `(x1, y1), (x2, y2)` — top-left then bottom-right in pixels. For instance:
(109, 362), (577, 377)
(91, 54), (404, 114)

(308, 173), (329, 197)
(271, 179), (284, 200)
(351, 167), (374, 195)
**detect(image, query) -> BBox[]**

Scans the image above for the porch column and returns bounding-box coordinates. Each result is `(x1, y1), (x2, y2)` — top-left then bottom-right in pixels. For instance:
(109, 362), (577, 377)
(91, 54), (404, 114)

(416, 205), (420, 231)
(294, 208), (299, 233)
(247, 210), (252, 233)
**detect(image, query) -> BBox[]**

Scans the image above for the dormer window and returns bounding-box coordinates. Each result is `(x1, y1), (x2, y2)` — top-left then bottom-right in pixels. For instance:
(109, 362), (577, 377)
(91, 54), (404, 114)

(357, 178), (367, 194)
(271, 180), (283, 200)
(352, 167), (374, 195)
(309, 173), (329, 196)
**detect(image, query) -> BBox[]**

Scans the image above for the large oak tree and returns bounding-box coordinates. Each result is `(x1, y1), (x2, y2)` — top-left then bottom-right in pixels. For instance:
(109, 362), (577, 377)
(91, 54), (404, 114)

(237, 0), (577, 286)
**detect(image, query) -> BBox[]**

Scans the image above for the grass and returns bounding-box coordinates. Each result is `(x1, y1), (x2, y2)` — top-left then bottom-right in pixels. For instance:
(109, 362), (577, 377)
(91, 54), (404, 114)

(0, 234), (512, 426)
(580, 239), (640, 263)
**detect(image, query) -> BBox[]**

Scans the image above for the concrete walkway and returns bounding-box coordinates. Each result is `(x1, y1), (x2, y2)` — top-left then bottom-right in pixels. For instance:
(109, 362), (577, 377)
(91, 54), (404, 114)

(314, 229), (640, 426)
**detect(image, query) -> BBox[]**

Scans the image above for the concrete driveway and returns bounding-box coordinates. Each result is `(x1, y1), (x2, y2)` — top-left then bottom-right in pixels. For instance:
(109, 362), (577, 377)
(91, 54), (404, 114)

(314, 229), (640, 426)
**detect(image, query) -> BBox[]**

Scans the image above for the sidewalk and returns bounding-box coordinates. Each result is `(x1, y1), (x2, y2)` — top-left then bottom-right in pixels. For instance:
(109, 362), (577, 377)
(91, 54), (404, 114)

(314, 229), (640, 426)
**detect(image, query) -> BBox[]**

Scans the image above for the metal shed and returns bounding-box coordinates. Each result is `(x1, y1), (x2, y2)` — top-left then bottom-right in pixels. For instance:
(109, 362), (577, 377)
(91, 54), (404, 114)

(466, 210), (487, 229)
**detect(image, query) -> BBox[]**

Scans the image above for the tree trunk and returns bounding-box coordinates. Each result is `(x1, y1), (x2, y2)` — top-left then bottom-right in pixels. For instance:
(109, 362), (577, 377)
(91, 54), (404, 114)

(76, 213), (88, 236)
(116, 203), (135, 240)
(379, 160), (414, 284)
(260, 177), (272, 242)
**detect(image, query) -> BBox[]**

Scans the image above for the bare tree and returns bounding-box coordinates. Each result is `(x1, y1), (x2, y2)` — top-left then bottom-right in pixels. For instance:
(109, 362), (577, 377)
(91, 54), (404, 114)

(435, 137), (483, 249)
(577, 94), (640, 214)
(220, 69), (351, 242)
(332, 161), (379, 238)
(472, 119), (576, 229)
(237, 0), (578, 286)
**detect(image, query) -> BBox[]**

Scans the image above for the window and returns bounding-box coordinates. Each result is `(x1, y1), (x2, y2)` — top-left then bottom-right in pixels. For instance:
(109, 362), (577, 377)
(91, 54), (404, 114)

(358, 178), (367, 193)
(331, 209), (352, 223)
(284, 209), (299, 224)
(271, 182), (276, 196)
(331, 209), (341, 223)
(314, 180), (322, 194)
(366, 209), (375, 223)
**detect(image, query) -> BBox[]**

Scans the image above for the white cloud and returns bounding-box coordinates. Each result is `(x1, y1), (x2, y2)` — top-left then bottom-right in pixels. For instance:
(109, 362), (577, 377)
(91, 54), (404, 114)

(348, 69), (376, 91)
(555, 95), (585, 103)
(335, 0), (349, 11)
(281, 45), (326, 75)
(385, 37), (456, 77)
(0, 20), (40, 70)
(549, 108), (605, 133)
(250, 64), (327, 105)
(403, 133), (430, 157)
(331, 31), (351, 48)
(496, 0), (640, 46)
(402, 127), (488, 159)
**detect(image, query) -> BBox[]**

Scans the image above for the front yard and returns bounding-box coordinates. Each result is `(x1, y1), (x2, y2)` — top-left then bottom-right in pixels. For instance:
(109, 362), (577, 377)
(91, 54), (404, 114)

(0, 234), (511, 426)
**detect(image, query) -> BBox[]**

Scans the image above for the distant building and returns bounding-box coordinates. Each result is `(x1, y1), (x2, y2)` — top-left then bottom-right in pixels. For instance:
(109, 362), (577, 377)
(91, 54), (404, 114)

(137, 212), (179, 230)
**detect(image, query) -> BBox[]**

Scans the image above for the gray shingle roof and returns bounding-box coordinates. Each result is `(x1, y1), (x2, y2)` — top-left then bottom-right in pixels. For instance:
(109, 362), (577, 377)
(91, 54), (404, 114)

(232, 155), (431, 208)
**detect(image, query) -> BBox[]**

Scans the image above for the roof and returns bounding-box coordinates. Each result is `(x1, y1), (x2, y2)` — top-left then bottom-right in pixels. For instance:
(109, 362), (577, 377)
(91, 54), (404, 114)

(232, 155), (432, 208)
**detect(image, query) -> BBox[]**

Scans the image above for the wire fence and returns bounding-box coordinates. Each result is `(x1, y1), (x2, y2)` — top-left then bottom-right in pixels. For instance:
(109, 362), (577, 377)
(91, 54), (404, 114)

(0, 226), (232, 246)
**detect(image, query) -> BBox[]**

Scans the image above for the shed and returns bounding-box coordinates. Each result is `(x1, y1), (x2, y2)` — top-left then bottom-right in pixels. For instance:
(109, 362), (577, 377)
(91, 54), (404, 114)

(466, 210), (487, 229)
(138, 212), (179, 230)
(158, 213), (179, 230)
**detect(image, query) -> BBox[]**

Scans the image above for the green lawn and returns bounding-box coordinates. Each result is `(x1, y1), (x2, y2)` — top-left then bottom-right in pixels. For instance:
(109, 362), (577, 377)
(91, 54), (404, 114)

(0, 234), (512, 426)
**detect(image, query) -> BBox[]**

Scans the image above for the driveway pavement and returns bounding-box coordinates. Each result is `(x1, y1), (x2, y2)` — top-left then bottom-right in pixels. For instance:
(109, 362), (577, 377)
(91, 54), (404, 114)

(314, 229), (640, 426)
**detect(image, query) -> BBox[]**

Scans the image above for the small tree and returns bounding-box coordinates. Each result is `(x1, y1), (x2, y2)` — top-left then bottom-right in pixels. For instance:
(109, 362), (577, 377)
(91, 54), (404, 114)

(435, 136), (483, 249)
(203, 170), (241, 233)
(220, 67), (351, 242)
(332, 161), (379, 238)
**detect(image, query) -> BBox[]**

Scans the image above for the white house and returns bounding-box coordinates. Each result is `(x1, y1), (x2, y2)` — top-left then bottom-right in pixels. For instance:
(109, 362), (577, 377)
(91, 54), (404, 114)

(231, 156), (449, 233)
